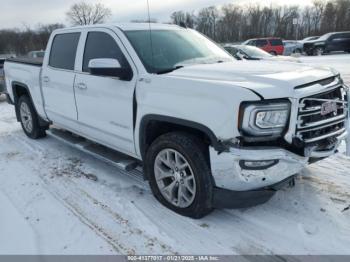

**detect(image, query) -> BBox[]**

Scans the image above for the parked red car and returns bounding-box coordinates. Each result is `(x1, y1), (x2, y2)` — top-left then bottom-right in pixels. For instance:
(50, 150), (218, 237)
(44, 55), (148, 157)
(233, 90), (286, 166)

(242, 37), (284, 55)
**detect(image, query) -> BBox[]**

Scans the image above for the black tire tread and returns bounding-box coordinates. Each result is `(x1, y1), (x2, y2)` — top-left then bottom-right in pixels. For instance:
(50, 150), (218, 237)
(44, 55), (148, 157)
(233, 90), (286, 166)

(17, 95), (47, 139)
(145, 132), (214, 219)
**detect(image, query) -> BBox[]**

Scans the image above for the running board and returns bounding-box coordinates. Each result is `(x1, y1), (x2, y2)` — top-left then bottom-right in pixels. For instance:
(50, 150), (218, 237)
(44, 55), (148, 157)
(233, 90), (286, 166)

(47, 128), (139, 172)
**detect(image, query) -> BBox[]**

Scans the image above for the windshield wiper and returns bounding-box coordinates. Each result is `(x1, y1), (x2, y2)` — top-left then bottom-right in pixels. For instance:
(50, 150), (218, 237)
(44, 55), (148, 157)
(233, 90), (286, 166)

(156, 66), (184, 75)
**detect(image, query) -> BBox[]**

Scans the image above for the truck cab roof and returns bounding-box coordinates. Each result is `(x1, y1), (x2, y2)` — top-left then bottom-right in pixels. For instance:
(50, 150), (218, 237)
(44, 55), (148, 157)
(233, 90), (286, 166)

(53, 23), (183, 34)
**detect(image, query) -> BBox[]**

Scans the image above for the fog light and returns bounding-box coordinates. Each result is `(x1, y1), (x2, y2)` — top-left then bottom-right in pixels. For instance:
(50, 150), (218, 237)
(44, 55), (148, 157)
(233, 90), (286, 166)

(239, 160), (279, 170)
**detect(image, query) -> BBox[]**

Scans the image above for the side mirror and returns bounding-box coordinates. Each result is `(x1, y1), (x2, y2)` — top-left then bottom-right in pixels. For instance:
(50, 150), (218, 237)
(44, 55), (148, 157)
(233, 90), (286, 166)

(237, 52), (247, 60)
(88, 58), (132, 80)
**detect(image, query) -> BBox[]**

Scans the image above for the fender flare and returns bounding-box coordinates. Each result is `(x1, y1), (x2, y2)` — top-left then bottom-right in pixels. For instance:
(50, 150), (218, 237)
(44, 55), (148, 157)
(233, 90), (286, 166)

(139, 114), (227, 159)
(11, 81), (49, 126)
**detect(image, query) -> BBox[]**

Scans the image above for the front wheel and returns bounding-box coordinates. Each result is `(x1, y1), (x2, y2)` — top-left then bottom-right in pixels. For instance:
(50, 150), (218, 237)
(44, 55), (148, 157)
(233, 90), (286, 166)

(313, 47), (324, 56)
(294, 48), (302, 54)
(17, 95), (47, 139)
(145, 132), (214, 219)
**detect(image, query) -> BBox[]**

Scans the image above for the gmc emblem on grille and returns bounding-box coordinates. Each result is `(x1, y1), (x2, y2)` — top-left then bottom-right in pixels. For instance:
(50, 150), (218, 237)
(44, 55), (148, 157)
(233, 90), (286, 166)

(321, 101), (338, 116)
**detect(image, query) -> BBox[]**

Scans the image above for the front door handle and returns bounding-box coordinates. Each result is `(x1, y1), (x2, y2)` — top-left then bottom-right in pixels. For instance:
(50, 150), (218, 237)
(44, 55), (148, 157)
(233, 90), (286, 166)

(76, 82), (87, 90)
(42, 76), (50, 83)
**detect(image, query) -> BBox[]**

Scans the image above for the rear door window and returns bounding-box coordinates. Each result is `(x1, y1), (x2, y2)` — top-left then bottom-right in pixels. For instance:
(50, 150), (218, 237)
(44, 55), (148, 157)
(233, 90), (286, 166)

(247, 40), (256, 46)
(338, 33), (350, 39)
(49, 33), (81, 70)
(269, 39), (283, 46)
(256, 40), (268, 47)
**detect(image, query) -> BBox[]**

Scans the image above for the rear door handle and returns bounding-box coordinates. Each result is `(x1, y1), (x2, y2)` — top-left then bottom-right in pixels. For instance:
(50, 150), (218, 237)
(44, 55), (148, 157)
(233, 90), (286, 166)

(42, 76), (50, 83)
(76, 82), (87, 90)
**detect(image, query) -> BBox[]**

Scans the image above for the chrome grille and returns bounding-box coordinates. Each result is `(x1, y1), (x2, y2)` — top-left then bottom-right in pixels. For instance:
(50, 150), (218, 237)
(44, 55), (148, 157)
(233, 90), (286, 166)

(296, 86), (347, 144)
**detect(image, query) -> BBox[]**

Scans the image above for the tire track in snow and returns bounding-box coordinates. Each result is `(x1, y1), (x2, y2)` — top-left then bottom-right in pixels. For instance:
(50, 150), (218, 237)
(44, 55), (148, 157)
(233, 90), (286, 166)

(11, 133), (177, 255)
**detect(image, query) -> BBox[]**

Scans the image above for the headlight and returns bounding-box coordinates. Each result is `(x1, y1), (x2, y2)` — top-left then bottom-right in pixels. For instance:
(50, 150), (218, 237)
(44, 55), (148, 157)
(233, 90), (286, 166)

(240, 101), (291, 137)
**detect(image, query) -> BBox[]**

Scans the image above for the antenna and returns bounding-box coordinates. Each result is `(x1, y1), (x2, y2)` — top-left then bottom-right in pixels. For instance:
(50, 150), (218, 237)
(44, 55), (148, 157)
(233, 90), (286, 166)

(146, 0), (154, 71)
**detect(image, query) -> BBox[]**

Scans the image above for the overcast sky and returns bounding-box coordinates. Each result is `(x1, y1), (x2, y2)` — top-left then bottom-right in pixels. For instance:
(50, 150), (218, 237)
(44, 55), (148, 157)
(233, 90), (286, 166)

(0, 0), (312, 29)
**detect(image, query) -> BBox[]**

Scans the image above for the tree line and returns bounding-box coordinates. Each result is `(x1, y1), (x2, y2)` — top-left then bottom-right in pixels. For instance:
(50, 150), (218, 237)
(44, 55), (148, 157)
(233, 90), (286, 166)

(1, 0), (350, 56)
(0, 2), (111, 56)
(0, 24), (64, 56)
(170, 0), (350, 42)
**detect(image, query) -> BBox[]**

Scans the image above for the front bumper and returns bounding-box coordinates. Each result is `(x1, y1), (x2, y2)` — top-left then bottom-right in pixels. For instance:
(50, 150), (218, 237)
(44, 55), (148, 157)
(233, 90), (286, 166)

(210, 146), (308, 192)
(209, 131), (346, 209)
(210, 131), (346, 191)
(4, 93), (14, 105)
(212, 175), (295, 209)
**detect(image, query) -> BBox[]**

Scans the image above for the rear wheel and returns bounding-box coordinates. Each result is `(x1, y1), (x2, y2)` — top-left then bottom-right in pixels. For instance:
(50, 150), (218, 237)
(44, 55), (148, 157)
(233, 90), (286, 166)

(269, 51), (277, 56)
(145, 132), (214, 219)
(17, 95), (47, 139)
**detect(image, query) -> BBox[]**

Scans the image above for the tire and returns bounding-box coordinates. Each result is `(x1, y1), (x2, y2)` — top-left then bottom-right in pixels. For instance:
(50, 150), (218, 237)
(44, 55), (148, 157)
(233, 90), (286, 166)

(294, 48), (302, 54)
(145, 132), (214, 219)
(269, 51), (277, 56)
(313, 47), (324, 56)
(17, 95), (47, 139)
(306, 51), (313, 56)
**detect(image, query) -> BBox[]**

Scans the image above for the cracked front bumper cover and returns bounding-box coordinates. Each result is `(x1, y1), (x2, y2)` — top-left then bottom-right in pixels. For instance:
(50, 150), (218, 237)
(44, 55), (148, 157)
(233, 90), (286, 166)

(209, 146), (308, 191)
(212, 175), (295, 209)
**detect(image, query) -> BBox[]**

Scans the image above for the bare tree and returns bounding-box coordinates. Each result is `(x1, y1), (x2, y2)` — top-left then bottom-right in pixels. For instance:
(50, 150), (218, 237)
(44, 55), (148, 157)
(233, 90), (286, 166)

(66, 2), (112, 26)
(171, 11), (196, 28)
(312, 0), (326, 34)
(321, 1), (336, 33)
(334, 0), (350, 31)
(196, 6), (219, 40)
(171, 0), (350, 43)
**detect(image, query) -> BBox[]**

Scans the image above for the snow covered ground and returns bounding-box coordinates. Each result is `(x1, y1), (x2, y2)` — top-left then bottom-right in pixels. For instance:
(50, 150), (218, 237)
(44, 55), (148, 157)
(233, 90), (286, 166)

(0, 54), (350, 255)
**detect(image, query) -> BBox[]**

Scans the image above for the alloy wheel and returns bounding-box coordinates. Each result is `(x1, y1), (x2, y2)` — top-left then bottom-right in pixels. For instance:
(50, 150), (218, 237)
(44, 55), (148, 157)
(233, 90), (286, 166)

(20, 102), (33, 133)
(154, 149), (196, 208)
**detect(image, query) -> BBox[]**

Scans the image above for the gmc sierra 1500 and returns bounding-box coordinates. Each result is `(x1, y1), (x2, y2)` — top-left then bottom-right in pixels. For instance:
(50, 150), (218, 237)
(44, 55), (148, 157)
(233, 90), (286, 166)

(4, 23), (349, 218)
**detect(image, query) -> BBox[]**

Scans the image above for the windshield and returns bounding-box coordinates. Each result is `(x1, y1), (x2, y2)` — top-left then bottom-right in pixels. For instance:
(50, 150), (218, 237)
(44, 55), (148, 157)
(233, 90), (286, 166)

(303, 36), (318, 42)
(238, 45), (272, 58)
(318, 33), (332, 41)
(125, 29), (234, 74)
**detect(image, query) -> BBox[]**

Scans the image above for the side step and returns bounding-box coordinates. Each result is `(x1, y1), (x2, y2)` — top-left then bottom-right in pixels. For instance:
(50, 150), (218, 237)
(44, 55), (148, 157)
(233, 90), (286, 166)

(47, 128), (139, 172)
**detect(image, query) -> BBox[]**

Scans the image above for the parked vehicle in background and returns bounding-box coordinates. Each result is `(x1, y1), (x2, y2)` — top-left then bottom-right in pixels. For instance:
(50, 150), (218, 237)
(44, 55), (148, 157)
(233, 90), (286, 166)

(242, 37), (284, 55)
(27, 50), (45, 59)
(224, 44), (300, 63)
(0, 54), (16, 94)
(4, 24), (348, 218)
(300, 36), (319, 43)
(304, 31), (350, 56)
(0, 60), (5, 94)
(283, 40), (303, 55)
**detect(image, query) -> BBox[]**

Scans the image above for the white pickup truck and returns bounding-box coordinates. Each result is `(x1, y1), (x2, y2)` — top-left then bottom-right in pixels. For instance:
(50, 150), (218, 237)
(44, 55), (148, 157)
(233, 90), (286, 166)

(4, 23), (349, 218)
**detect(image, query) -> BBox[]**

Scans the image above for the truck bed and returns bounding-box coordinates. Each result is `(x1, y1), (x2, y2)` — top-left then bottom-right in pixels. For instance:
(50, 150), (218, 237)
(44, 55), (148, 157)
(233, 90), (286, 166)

(5, 57), (46, 118)
(6, 57), (43, 67)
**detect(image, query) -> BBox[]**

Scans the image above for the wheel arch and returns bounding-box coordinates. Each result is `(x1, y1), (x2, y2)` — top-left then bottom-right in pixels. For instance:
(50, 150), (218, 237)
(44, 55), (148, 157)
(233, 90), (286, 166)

(11, 81), (48, 127)
(139, 114), (226, 167)
(11, 81), (32, 121)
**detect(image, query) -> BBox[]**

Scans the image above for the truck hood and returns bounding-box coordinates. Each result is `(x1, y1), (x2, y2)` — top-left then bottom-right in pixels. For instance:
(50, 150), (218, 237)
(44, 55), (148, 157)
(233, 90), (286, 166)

(167, 61), (337, 99)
